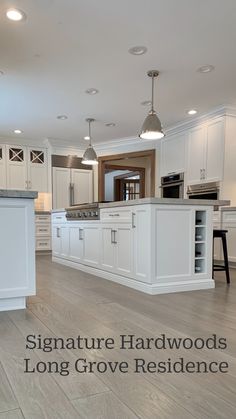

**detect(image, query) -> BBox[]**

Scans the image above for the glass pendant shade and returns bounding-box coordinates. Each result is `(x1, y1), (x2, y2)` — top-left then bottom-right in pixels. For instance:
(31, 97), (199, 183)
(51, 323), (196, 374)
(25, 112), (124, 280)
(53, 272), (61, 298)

(82, 145), (98, 165)
(139, 70), (164, 140)
(82, 118), (98, 165)
(139, 110), (164, 140)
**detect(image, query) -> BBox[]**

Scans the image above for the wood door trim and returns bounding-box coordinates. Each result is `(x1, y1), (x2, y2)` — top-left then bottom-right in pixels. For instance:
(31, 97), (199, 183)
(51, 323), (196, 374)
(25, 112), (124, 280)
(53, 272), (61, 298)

(98, 149), (155, 201)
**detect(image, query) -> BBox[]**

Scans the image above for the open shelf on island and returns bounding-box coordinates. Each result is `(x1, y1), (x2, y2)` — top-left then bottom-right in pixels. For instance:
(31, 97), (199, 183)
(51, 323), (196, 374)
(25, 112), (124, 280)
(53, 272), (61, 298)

(194, 211), (207, 274)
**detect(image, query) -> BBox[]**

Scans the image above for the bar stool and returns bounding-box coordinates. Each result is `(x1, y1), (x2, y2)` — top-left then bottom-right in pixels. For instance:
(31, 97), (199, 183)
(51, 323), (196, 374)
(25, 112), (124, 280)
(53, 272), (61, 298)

(213, 229), (230, 284)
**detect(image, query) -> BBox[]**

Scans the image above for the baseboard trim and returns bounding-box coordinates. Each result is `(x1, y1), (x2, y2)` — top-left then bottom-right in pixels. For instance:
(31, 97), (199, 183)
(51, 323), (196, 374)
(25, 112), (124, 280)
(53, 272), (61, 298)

(52, 257), (215, 295)
(0, 297), (26, 312)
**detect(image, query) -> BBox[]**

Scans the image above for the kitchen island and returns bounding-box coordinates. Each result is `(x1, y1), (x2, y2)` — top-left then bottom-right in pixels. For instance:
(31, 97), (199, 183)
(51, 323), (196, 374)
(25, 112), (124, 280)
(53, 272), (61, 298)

(0, 190), (38, 311)
(52, 198), (229, 294)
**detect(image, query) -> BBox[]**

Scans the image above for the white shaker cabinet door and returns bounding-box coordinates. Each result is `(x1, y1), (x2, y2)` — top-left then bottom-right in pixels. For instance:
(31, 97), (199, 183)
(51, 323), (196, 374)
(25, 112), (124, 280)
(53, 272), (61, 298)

(83, 224), (100, 267)
(206, 118), (224, 182)
(52, 225), (62, 257)
(28, 148), (48, 192)
(6, 145), (27, 190)
(60, 226), (70, 259)
(187, 126), (206, 185)
(69, 225), (84, 263)
(0, 145), (6, 188)
(101, 226), (116, 271)
(52, 167), (71, 209)
(115, 226), (133, 277)
(161, 132), (186, 176)
(71, 169), (93, 205)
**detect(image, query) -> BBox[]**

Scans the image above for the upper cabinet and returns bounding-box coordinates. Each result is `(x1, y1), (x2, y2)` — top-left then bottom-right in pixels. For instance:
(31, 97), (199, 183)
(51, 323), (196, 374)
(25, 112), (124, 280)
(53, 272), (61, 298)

(0, 145), (6, 188)
(186, 117), (224, 185)
(27, 148), (48, 192)
(7, 145), (28, 190)
(160, 132), (186, 176)
(0, 144), (49, 192)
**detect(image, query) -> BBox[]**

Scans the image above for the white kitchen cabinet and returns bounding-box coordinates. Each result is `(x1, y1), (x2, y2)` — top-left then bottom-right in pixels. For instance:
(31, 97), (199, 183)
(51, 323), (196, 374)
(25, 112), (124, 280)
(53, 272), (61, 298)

(160, 132), (186, 176)
(28, 148), (48, 192)
(71, 169), (93, 205)
(222, 210), (236, 264)
(60, 226), (70, 258)
(52, 167), (93, 209)
(187, 125), (206, 185)
(205, 118), (224, 182)
(101, 226), (116, 271)
(52, 225), (62, 257)
(52, 168), (71, 209)
(101, 223), (133, 278)
(0, 145), (6, 188)
(6, 145), (28, 190)
(132, 206), (151, 282)
(82, 224), (100, 267)
(35, 213), (51, 251)
(68, 225), (84, 263)
(115, 226), (133, 276)
(187, 118), (224, 185)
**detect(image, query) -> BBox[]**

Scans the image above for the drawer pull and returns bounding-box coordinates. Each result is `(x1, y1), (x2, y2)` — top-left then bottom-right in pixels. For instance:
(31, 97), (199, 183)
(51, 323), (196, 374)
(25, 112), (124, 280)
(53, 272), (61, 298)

(109, 213), (120, 217)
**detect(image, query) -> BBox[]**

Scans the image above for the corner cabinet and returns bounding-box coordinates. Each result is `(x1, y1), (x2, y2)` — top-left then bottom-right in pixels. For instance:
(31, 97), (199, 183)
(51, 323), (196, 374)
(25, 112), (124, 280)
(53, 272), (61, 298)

(1, 144), (49, 192)
(187, 118), (224, 185)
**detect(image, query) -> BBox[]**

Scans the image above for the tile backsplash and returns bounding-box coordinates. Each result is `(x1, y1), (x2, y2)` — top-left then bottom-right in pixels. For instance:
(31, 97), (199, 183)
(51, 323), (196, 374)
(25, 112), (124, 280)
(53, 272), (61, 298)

(34, 193), (52, 211)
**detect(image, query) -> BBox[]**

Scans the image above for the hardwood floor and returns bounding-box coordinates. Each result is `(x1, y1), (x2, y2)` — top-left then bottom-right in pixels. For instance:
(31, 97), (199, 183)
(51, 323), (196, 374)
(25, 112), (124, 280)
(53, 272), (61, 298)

(0, 255), (236, 419)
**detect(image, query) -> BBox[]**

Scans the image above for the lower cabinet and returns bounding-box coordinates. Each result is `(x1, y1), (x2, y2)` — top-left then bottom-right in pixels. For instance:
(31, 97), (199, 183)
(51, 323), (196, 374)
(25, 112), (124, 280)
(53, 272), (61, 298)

(101, 225), (133, 277)
(82, 225), (100, 267)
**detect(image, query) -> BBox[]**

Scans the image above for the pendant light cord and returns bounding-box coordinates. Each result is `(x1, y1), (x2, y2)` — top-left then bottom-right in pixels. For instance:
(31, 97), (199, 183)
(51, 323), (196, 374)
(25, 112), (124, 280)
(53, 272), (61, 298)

(88, 120), (92, 146)
(151, 73), (154, 112)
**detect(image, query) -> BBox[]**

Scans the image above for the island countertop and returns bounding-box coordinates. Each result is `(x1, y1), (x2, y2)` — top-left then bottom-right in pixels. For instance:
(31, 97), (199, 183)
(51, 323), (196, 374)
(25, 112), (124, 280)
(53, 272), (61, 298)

(99, 197), (230, 208)
(0, 189), (38, 199)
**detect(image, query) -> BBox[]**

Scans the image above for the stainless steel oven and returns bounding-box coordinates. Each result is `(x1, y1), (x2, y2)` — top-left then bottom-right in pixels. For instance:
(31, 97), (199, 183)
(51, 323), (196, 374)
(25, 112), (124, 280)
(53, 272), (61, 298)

(187, 182), (220, 200)
(161, 173), (184, 199)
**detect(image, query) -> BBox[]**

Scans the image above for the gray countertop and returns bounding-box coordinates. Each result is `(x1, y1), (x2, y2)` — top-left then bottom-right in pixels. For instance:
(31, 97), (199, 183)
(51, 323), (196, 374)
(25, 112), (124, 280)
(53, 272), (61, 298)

(51, 198), (230, 213)
(99, 197), (230, 208)
(0, 189), (38, 199)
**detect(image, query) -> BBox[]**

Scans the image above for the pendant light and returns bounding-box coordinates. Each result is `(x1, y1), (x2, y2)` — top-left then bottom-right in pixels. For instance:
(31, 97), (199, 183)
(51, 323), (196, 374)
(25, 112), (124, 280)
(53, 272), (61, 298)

(139, 70), (164, 140)
(82, 118), (98, 165)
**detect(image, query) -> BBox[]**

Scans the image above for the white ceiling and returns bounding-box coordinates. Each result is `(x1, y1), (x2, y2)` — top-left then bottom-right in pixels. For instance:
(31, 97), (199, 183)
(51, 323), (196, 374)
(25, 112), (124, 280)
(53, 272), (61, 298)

(0, 0), (236, 145)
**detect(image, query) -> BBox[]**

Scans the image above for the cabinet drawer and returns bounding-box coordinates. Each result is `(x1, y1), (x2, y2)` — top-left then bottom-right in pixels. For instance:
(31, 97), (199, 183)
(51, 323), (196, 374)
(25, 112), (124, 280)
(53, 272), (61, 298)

(35, 214), (51, 223)
(100, 209), (132, 223)
(36, 238), (51, 250)
(36, 224), (51, 236)
(222, 211), (236, 225)
(52, 212), (66, 224)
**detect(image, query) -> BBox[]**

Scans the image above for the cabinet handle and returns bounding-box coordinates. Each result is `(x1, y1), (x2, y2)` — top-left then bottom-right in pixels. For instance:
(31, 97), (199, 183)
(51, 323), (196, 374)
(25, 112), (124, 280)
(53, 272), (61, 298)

(109, 213), (120, 217)
(111, 229), (117, 244)
(28, 180), (32, 189)
(79, 228), (84, 240)
(132, 212), (136, 228)
(56, 227), (60, 238)
(25, 180), (28, 189)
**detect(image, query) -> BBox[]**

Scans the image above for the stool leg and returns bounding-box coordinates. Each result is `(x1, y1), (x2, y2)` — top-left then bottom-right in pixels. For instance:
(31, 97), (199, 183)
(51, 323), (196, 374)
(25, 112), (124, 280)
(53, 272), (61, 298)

(212, 237), (215, 279)
(222, 234), (230, 284)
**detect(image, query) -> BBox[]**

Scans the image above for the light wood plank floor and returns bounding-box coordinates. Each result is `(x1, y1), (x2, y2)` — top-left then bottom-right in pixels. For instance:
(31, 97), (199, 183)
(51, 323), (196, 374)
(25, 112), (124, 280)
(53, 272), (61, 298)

(0, 255), (236, 419)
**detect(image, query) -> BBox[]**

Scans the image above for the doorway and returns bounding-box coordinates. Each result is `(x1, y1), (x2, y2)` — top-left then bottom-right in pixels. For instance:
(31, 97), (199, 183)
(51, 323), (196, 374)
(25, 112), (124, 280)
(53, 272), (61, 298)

(98, 149), (155, 201)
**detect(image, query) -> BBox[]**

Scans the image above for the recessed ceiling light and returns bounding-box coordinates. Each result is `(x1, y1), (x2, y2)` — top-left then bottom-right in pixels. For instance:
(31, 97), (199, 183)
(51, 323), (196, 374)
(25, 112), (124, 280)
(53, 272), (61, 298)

(187, 109), (197, 115)
(85, 88), (99, 95)
(14, 129), (22, 134)
(6, 8), (26, 21)
(105, 122), (116, 127)
(197, 65), (215, 73)
(57, 115), (68, 120)
(84, 136), (90, 140)
(141, 100), (152, 106)
(128, 46), (147, 55)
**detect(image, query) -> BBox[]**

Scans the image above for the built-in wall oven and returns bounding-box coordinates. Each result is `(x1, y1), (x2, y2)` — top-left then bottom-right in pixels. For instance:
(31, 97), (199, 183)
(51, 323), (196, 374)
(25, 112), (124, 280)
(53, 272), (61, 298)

(187, 182), (220, 200)
(161, 173), (184, 199)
